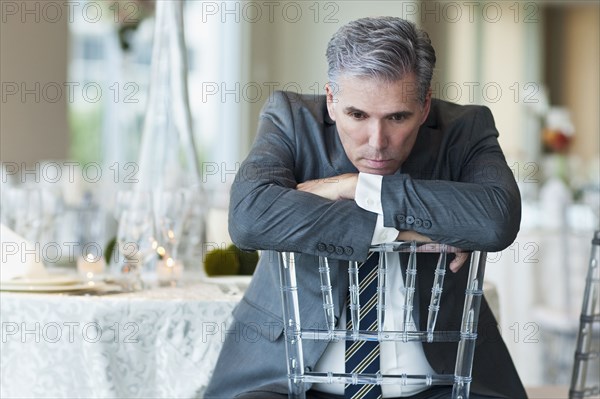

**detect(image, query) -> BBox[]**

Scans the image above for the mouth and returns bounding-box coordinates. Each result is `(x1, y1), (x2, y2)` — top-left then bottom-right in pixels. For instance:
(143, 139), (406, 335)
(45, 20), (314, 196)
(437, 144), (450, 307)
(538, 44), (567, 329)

(361, 159), (398, 174)
(364, 159), (393, 169)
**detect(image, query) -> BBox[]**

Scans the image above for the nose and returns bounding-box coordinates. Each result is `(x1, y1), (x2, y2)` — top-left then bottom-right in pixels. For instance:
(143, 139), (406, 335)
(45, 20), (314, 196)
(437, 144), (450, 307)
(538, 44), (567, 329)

(367, 121), (387, 150)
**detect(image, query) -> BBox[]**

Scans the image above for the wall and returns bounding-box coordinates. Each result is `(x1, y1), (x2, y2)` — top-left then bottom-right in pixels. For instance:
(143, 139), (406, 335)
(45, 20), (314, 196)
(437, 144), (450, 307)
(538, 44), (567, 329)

(562, 5), (600, 168)
(0, 3), (70, 165)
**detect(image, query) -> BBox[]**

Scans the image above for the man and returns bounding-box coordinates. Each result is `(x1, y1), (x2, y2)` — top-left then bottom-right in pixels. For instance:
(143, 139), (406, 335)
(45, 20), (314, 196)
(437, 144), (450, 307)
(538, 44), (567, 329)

(206, 17), (527, 399)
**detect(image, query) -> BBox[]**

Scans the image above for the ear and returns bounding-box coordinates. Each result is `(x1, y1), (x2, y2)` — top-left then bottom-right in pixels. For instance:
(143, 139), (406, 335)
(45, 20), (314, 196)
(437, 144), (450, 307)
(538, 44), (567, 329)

(419, 88), (432, 125)
(325, 82), (337, 121)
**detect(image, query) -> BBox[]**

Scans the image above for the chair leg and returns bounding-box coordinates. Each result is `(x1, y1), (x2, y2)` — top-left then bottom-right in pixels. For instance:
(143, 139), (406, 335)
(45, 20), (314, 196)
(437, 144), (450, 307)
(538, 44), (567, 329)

(569, 231), (600, 399)
(278, 252), (306, 399)
(452, 251), (487, 399)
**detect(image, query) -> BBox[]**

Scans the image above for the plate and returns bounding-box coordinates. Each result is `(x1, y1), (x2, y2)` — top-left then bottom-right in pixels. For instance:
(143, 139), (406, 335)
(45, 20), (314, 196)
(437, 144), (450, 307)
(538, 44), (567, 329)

(0, 281), (108, 292)
(199, 275), (252, 288)
(0, 274), (81, 286)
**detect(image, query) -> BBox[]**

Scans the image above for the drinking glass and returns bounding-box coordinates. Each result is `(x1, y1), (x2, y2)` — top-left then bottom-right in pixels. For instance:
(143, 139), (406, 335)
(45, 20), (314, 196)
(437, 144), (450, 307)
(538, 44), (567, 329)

(154, 189), (191, 286)
(9, 187), (44, 244)
(155, 189), (191, 257)
(115, 191), (157, 291)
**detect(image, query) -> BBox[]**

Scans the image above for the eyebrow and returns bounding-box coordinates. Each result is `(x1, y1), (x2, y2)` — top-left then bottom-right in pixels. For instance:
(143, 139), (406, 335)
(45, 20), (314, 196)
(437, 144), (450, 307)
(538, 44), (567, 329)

(343, 106), (414, 119)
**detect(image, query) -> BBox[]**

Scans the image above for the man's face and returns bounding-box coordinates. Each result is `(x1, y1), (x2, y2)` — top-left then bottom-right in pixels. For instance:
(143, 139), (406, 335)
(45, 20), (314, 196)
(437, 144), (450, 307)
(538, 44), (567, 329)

(326, 74), (431, 175)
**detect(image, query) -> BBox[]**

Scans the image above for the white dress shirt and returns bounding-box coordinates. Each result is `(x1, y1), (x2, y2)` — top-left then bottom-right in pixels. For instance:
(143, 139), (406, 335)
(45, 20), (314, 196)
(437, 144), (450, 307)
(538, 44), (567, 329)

(312, 173), (435, 397)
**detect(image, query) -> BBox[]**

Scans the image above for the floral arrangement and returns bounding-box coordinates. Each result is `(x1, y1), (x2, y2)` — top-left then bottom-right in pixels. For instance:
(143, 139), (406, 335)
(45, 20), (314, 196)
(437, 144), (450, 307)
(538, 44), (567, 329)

(522, 85), (575, 154)
(542, 107), (575, 153)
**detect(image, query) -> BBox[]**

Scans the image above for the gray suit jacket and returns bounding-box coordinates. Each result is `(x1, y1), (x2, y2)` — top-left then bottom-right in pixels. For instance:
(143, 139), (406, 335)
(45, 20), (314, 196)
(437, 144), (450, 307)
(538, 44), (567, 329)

(205, 91), (527, 398)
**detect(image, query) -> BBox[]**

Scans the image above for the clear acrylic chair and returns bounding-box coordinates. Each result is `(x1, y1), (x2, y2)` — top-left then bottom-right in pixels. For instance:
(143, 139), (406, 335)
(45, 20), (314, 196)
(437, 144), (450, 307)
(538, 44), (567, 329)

(569, 230), (600, 399)
(278, 241), (487, 399)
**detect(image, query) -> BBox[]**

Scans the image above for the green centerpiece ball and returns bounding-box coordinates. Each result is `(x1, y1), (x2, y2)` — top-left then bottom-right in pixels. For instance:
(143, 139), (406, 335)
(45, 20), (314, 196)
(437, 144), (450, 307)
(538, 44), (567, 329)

(204, 249), (240, 276)
(228, 244), (259, 275)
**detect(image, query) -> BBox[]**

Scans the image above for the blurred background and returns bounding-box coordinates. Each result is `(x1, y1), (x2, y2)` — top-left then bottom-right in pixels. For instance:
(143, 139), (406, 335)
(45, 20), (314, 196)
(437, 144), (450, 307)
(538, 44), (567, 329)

(1, 0), (599, 392)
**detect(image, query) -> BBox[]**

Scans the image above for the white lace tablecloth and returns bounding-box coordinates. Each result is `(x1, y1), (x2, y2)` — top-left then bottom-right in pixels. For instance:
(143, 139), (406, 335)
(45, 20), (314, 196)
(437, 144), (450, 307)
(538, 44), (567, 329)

(0, 281), (241, 398)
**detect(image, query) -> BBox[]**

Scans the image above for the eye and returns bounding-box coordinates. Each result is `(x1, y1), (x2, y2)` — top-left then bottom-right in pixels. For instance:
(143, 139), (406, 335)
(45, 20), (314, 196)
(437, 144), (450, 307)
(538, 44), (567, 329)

(348, 111), (366, 120)
(389, 113), (408, 121)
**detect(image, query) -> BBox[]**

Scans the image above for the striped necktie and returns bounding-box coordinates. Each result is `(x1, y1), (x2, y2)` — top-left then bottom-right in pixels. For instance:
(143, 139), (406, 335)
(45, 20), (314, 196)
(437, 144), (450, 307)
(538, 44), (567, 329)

(345, 252), (383, 399)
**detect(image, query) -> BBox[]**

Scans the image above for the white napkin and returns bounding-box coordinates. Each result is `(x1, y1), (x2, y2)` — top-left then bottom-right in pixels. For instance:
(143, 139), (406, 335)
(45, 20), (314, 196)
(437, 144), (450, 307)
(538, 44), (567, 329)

(0, 223), (48, 282)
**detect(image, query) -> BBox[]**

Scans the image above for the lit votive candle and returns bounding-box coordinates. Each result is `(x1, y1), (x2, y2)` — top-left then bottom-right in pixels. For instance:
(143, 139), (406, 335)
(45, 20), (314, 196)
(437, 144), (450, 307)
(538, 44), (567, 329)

(157, 257), (183, 287)
(77, 253), (106, 279)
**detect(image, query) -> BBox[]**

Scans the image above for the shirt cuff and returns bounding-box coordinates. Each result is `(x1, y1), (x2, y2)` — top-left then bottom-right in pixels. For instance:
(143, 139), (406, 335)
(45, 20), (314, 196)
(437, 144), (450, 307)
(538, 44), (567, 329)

(372, 214), (400, 244)
(355, 173), (383, 214)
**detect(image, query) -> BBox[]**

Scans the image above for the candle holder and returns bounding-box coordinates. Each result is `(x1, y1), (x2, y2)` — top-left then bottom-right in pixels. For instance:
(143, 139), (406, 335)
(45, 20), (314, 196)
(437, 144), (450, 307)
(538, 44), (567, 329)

(77, 253), (107, 281)
(156, 257), (184, 287)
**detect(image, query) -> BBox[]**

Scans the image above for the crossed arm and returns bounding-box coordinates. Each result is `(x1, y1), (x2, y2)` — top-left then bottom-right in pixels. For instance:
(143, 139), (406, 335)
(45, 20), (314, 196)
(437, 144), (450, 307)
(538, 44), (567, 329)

(296, 173), (469, 272)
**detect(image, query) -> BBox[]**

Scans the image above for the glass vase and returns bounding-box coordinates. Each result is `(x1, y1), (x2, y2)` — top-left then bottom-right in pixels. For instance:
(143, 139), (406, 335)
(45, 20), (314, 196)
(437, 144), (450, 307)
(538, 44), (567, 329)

(137, 0), (200, 192)
(132, 0), (204, 284)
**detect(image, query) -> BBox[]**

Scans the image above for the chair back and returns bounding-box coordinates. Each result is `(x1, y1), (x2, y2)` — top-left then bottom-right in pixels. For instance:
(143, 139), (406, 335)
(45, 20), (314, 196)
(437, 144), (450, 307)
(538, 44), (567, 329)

(277, 241), (487, 399)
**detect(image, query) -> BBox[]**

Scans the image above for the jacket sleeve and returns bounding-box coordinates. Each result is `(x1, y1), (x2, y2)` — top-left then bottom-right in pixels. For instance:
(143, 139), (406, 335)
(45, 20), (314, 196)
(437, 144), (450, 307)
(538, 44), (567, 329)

(381, 106), (521, 252)
(228, 91), (377, 261)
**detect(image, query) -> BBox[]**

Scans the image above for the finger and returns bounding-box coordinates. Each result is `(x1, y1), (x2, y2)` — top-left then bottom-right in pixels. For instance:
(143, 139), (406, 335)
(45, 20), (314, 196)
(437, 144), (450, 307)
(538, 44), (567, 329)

(297, 180), (317, 193)
(449, 252), (468, 273)
(396, 231), (432, 243)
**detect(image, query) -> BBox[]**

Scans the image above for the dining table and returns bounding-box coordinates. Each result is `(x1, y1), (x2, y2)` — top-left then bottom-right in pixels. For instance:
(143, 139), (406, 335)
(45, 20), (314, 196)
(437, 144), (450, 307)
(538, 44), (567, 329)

(0, 274), (247, 398)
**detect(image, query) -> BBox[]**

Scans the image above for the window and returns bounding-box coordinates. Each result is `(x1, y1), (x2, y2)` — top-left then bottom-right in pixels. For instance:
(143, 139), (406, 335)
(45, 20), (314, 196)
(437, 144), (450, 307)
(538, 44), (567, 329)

(68, 0), (243, 190)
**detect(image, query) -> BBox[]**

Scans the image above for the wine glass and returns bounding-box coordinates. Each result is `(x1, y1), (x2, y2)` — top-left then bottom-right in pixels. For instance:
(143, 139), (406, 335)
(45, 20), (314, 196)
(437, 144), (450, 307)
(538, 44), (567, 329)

(115, 191), (157, 291)
(153, 189), (192, 286)
(154, 189), (192, 258)
(9, 187), (44, 244)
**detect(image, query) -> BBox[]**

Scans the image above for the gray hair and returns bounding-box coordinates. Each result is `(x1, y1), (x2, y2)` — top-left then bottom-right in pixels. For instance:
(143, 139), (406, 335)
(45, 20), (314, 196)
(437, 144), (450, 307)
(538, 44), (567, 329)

(326, 17), (436, 104)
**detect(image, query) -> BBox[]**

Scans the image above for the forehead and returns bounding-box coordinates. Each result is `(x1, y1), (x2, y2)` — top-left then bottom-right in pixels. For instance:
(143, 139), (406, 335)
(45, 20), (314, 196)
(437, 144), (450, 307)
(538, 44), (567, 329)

(334, 74), (421, 108)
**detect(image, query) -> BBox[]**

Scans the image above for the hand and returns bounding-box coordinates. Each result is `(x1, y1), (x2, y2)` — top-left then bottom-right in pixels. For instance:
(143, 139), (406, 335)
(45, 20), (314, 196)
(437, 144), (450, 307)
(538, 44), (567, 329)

(396, 230), (432, 243)
(399, 239), (469, 273)
(296, 173), (358, 201)
(449, 252), (468, 273)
